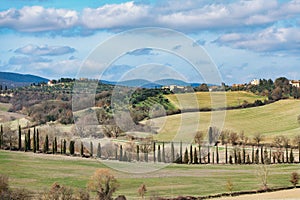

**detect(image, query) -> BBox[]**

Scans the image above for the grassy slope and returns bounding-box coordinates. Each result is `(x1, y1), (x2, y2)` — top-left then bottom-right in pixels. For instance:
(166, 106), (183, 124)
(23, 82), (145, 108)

(0, 150), (299, 199)
(165, 91), (267, 110)
(148, 99), (300, 142)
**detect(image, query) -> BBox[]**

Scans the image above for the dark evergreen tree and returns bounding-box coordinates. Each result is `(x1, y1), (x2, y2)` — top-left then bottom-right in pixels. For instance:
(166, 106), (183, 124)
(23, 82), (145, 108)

(234, 148), (237, 164)
(162, 142), (166, 163)
(27, 129), (31, 150)
(179, 141), (183, 163)
(43, 135), (49, 153)
(229, 155), (233, 164)
(242, 148), (246, 164)
(69, 141), (75, 155)
(237, 150), (242, 164)
(52, 141), (55, 154)
(246, 154), (251, 164)
(90, 141), (93, 157)
(0, 124), (3, 149)
(36, 129), (39, 152)
(63, 139), (66, 154)
(115, 147), (118, 160)
(264, 148), (269, 164)
(18, 125), (22, 151)
(212, 151), (215, 164)
(97, 143), (101, 158)
(208, 127), (213, 145)
(136, 145), (139, 162)
(194, 147), (198, 164)
(123, 151), (128, 162)
(252, 146), (255, 164)
(199, 144), (202, 164)
(286, 147), (289, 163)
(157, 145), (161, 162)
(225, 144), (228, 164)
(171, 142), (175, 163)
(255, 148), (259, 164)
(60, 140), (63, 154)
(54, 137), (57, 153)
(119, 145), (123, 161)
(24, 133), (27, 152)
(216, 144), (219, 164)
(33, 129), (36, 153)
(189, 145), (193, 164)
(261, 146), (264, 164)
(144, 150), (148, 162)
(153, 142), (156, 162)
(290, 148), (294, 163)
(207, 146), (210, 164)
(183, 148), (189, 164)
(80, 142), (84, 157)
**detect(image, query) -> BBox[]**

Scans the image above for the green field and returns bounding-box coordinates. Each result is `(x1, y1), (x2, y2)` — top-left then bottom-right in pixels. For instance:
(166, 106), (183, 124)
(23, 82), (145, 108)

(165, 91), (267, 110)
(148, 99), (300, 142)
(0, 150), (299, 199)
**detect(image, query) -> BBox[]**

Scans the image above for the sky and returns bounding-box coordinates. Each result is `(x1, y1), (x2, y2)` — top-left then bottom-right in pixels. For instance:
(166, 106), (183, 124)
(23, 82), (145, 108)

(0, 0), (299, 85)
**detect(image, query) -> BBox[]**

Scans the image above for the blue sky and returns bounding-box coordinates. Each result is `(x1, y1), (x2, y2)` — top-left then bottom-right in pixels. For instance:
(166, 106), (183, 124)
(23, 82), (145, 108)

(0, 0), (299, 85)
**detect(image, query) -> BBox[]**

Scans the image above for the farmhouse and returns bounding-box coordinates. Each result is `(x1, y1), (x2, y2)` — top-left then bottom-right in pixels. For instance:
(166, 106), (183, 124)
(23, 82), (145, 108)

(250, 79), (260, 85)
(289, 80), (300, 88)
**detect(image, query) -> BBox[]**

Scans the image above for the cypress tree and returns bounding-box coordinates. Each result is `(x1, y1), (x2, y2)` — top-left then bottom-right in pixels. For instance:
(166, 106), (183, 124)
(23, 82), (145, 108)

(52, 141), (55, 154)
(24, 133), (27, 152)
(80, 142), (84, 157)
(18, 125), (22, 151)
(264, 148), (269, 164)
(189, 145), (193, 164)
(90, 141), (93, 157)
(212, 151), (215, 164)
(298, 142), (300, 164)
(255, 148), (259, 164)
(290, 148), (294, 163)
(216, 144), (219, 164)
(282, 151), (285, 163)
(183, 148), (189, 164)
(0, 124), (3, 149)
(246, 154), (251, 164)
(171, 142), (175, 163)
(252, 146), (255, 164)
(123, 151), (128, 162)
(97, 143), (101, 158)
(234, 148), (237, 164)
(144, 149), (148, 162)
(33, 129), (36, 153)
(229, 155), (233, 164)
(69, 141), (75, 155)
(36, 129), (39, 152)
(162, 142), (166, 163)
(208, 127), (213, 145)
(60, 140), (63, 154)
(199, 144), (202, 164)
(153, 142), (156, 162)
(157, 145), (161, 162)
(179, 141), (182, 163)
(119, 145), (123, 161)
(54, 137), (57, 153)
(27, 129), (31, 150)
(261, 146), (264, 164)
(225, 144), (228, 164)
(43, 135), (49, 153)
(286, 147), (289, 163)
(269, 149), (272, 164)
(136, 145), (140, 162)
(242, 147), (246, 164)
(238, 150), (242, 164)
(207, 146), (210, 164)
(194, 147), (198, 164)
(63, 139), (66, 154)
(115, 147), (118, 160)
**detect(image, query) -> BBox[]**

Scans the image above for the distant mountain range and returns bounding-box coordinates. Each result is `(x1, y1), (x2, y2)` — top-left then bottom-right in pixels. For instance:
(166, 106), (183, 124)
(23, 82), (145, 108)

(100, 78), (203, 88)
(0, 72), (49, 88)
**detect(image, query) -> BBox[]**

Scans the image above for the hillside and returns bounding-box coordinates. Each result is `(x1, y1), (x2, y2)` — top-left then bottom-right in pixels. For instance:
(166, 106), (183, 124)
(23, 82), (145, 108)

(165, 91), (267, 110)
(0, 71), (49, 88)
(146, 99), (300, 142)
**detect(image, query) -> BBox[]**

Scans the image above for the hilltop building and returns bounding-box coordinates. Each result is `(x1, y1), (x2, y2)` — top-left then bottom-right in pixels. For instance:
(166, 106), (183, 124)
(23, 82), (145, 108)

(250, 79), (260, 86)
(289, 80), (300, 88)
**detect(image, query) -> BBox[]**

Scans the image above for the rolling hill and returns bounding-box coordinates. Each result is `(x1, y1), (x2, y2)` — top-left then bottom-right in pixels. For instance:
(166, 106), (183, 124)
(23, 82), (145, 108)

(145, 99), (300, 142)
(0, 71), (49, 88)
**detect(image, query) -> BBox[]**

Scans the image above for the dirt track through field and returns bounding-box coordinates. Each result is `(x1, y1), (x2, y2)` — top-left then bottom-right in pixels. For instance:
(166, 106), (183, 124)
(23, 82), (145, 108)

(215, 188), (300, 200)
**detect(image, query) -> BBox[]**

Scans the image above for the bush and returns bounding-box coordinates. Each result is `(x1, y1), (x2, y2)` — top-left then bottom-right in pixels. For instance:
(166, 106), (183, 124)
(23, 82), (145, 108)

(290, 172), (299, 188)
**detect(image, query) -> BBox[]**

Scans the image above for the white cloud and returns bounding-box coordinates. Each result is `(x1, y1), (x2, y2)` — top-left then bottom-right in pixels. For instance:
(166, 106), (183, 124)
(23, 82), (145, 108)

(0, 6), (78, 32)
(81, 2), (149, 29)
(216, 27), (300, 52)
(15, 44), (75, 56)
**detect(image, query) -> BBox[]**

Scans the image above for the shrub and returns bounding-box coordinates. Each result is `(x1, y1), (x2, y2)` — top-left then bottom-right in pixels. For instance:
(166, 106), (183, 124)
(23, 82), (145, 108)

(290, 172), (299, 188)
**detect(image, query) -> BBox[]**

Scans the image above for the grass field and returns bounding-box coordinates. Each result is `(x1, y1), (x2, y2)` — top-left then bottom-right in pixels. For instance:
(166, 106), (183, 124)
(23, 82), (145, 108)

(165, 91), (267, 110)
(147, 99), (300, 142)
(0, 150), (299, 199)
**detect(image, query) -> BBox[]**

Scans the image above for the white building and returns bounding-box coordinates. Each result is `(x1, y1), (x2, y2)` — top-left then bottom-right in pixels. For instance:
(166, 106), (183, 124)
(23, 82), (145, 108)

(250, 79), (260, 86)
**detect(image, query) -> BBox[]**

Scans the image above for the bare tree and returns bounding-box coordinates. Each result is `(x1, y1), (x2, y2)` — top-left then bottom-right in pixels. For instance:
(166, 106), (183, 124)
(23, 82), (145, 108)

(256, 164), (270, 190)
(253, 133), (264, 146)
